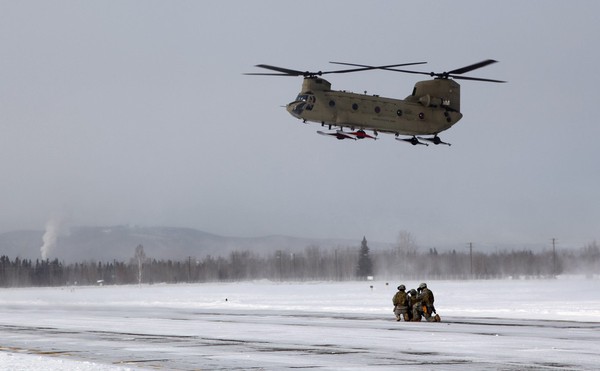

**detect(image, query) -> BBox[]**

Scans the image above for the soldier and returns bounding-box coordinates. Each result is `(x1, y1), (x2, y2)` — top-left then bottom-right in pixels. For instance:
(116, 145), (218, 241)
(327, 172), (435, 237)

(418, 282), (440, 322)
(408, 288), (422, 321)
(392, 285), (410, 321)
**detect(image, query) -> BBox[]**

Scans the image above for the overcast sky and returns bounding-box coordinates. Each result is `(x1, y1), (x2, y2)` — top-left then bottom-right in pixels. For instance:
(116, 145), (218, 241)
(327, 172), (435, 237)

(1, 1), (598, 249)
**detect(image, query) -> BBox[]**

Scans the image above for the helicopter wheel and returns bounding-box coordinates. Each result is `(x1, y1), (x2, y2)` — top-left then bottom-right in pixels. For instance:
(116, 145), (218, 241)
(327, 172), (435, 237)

(430, 135), (451, 146)
(409, 136), (424, 146)
(417, 135), (452, 146)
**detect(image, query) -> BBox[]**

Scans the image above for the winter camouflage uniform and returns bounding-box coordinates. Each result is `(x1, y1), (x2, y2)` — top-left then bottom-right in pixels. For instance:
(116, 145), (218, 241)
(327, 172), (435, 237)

(408, 289), (423, 321)
(418, 283), (440, 322)
(392, 285), (409, 321)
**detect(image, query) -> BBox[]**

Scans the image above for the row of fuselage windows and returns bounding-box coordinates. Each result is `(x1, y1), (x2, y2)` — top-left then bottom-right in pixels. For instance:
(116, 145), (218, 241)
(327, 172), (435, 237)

(330, 99), (402, 116)
(298, 94), (406, 117)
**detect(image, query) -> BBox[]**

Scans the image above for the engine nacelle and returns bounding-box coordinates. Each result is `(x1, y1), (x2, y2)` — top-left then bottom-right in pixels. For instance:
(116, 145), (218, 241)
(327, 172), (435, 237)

(418, 94), (444, 107)
(412, 79), (460, 112)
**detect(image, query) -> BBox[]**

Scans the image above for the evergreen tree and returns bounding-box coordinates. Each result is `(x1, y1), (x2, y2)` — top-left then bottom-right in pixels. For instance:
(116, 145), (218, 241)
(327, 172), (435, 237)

(356, 236), (373, 279)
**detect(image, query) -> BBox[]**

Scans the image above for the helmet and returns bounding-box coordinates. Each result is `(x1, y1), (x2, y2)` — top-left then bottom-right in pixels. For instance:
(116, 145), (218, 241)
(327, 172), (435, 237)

(397, 284), (405, 291)
(409, 289), (417, 295)
(418, 283), (427, 290)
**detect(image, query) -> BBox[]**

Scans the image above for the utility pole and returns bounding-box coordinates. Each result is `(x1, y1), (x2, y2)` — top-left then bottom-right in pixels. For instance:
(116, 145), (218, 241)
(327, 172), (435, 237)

(467, 242), (473, 278)
(552, 238), (557, 278)
(334, 249), (339, 281)
(188, 256), (192, 283)
(277, 251), (282, 281)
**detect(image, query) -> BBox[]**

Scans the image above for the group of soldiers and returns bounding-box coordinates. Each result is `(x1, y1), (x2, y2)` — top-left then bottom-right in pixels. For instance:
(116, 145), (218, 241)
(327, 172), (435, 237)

(392, 282), (441, 322)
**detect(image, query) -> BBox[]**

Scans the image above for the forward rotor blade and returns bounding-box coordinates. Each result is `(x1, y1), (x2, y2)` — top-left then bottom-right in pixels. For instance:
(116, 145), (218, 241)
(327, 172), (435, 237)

(328, 61), (427, 75)
(245, 60), (504, 82)
(246, 64), (305, 76)
(448, 59), (497, 75)
(330, 61), (434, 76)
(244, 72), (299, 76)
(379, 68), (434, 76)
(245, 64), (384, 77)
(246, 62), (428, 77)
(329, 61), (427, 69)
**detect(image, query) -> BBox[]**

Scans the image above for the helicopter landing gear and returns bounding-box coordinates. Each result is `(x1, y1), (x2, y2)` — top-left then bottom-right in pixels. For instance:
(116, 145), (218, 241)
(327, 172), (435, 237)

(350, 129), (377, 140)
(418, 135), (451, 146)
(317, 130), (357, 140)
(396, 136), (428, 146)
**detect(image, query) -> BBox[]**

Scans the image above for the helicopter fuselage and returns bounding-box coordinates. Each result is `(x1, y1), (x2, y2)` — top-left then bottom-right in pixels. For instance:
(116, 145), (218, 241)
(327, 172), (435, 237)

(286, 77), (463, 137)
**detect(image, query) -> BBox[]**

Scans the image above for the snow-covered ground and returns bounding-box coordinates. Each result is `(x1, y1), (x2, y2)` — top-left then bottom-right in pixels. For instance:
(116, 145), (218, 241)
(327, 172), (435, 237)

(1, 276), (599, 370)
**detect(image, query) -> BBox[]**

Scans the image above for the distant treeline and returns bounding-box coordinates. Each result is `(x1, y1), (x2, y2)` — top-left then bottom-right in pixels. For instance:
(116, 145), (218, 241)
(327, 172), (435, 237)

(1, 240), (598, 287)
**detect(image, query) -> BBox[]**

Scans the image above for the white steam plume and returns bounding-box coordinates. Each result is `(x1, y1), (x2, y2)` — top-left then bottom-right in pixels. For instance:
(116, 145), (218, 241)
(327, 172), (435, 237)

(40, 218), (63, 260)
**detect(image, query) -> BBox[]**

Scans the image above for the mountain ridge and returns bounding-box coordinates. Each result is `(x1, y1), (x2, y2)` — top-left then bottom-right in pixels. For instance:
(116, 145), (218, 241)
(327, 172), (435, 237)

(0, 225), (557, 263)
(0, 225), (390, 263)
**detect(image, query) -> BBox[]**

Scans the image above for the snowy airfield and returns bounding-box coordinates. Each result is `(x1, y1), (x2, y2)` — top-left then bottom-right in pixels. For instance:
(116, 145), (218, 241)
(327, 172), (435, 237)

(1, 277), (599, 370)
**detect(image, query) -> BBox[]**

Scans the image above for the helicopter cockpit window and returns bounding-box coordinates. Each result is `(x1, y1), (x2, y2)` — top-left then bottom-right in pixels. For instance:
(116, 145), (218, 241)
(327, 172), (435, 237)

(296, 94), (315, 111)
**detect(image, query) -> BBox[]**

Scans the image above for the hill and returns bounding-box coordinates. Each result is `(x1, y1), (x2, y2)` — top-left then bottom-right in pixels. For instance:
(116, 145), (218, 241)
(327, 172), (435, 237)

(0, 226), (389, 263)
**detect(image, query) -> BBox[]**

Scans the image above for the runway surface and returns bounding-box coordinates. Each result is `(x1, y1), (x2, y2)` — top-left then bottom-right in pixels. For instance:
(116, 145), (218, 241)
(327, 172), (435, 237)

(2, 280), (600, 370)
(2, 307), (599, 370)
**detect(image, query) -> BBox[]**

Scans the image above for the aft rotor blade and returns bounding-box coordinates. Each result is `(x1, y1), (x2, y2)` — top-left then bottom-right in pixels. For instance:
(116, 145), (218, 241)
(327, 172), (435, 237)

(448, 59), (497, 75)
(328, 61), (427, 74)
(246, 62), (428, 77)
(331, 62), (434, 76)
(383, 59), (505, 82)
(450, 75), (506, 83)
(329, 61), (427, 69)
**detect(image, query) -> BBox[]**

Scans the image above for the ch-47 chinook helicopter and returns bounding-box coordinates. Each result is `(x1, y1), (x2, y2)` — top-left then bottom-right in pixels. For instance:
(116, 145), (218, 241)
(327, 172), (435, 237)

(246, 60), (505, 146)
